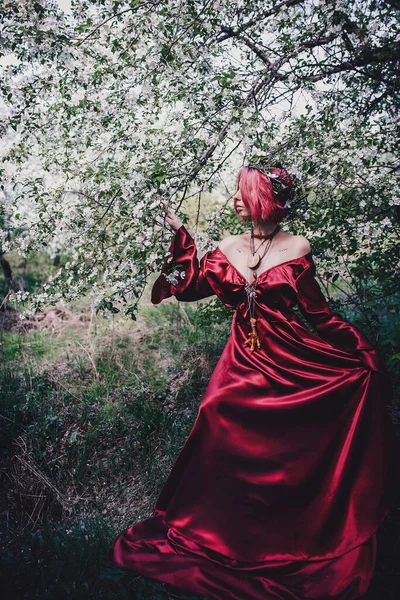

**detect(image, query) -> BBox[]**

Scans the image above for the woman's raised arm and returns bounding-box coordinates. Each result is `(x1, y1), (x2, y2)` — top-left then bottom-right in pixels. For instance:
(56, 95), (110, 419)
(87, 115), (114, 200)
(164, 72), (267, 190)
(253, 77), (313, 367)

(151, 224), (216, 304)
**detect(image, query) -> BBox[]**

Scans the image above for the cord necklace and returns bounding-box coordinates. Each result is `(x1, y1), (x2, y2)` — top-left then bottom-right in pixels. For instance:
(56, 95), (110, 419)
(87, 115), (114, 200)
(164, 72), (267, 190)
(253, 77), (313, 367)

(244, 224), (281, 353)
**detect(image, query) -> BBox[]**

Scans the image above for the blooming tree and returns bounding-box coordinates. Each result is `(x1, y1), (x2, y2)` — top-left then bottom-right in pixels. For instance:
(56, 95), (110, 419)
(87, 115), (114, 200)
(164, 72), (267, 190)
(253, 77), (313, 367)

(0, 0), (399, 325)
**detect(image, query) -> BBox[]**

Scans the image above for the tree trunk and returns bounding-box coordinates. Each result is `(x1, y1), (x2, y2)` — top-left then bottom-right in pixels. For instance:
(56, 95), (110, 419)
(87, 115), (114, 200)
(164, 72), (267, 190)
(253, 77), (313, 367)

(0, 252), (13, 286)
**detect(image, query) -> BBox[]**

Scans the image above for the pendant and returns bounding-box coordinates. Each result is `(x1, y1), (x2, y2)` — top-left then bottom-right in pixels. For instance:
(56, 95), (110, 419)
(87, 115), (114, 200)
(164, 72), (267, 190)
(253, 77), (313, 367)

(248, 253), (261, 269)
(244, 318), (261, 353)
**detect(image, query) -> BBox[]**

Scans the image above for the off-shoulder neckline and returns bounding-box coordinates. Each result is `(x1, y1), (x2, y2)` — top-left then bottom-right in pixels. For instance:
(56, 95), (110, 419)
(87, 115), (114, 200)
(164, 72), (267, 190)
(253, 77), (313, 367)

(214, 247), (313, 286)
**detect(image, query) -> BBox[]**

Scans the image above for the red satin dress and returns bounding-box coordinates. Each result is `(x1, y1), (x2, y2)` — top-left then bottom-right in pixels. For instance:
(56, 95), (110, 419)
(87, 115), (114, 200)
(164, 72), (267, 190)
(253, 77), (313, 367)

(110, 225), (396, 600)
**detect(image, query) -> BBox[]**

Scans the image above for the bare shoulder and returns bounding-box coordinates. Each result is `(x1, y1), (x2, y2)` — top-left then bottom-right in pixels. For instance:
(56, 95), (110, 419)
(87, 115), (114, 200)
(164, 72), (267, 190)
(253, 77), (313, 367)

(218, 231), (311, 259)
(218, 234), (241, 252)
(198, 233), (239, 261)
(278, 231), (311, 259)
(294, 234), (312, 255)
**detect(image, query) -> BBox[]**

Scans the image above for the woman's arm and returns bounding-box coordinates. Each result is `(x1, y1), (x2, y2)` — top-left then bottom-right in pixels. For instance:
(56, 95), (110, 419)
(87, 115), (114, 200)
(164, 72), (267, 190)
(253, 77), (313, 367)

(295, 261), (389, 376)
(151, 224), (216, 304)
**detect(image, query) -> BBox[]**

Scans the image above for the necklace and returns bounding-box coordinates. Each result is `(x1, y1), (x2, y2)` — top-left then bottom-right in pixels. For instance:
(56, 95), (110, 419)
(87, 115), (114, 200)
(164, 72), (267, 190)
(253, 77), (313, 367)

(244, 224), (281, 353)
(251, 231), (275, 239)
(248, 224), (280, 270)
(251, 224), (280, 239)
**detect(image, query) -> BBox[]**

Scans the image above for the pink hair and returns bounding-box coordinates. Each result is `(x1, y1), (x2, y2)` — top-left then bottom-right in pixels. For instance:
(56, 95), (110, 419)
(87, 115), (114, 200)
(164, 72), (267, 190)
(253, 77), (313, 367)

(237, 166), (292, 224)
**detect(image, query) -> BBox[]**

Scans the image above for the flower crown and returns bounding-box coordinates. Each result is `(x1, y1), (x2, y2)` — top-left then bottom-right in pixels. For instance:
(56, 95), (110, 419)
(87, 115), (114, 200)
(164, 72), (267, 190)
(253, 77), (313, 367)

(246, 158), (293, 201)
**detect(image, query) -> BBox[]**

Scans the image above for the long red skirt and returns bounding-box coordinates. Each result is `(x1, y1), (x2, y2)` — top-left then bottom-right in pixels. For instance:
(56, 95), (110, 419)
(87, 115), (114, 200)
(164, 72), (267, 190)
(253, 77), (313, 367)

(110, 510), (377, 599)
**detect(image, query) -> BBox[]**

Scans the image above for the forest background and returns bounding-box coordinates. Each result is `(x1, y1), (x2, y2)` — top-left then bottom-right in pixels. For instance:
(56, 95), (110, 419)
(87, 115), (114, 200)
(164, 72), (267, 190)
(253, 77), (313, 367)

(0, 0), (399, 598)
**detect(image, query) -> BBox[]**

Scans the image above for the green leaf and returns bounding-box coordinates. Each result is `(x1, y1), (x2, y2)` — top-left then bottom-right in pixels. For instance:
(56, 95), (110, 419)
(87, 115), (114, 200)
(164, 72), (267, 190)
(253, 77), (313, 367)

(307, 190), (317, 204)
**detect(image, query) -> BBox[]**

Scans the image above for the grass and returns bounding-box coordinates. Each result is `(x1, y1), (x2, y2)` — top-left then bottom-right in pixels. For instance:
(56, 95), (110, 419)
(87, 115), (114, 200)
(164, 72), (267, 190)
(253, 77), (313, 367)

(1, 515), (205, 600)
(0, 297), (226, 599)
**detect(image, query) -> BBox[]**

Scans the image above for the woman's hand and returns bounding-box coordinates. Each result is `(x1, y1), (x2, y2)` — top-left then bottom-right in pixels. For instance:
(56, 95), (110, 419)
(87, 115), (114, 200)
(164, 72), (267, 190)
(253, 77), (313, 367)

(161, 207), (183, 232)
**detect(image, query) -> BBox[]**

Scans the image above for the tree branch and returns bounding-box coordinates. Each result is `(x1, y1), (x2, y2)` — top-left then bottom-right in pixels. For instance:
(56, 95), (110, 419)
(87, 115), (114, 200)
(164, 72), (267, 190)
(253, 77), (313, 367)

(304, 42), (400, 82)
(216, 0), (305, 43)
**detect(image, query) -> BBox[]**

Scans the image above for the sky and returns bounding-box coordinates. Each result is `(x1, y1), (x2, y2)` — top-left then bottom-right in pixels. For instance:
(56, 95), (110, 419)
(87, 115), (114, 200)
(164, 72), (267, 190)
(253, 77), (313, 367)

(57, 0), (72, 12)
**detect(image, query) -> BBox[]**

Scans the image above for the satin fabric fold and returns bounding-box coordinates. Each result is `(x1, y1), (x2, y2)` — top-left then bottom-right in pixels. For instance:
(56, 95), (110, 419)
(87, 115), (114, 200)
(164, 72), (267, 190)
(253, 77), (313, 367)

(111, 512), (377, 600)
(111, 225), (396, 599)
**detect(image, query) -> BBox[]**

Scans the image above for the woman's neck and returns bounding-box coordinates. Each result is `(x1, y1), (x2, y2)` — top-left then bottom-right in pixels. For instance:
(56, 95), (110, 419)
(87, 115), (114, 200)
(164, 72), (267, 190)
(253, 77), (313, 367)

(251, 222), (278, 237)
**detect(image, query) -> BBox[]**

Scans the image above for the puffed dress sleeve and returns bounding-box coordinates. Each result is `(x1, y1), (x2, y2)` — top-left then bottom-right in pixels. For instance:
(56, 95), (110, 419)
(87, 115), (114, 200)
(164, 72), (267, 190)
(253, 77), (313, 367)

(151, 225), (216, 304)
(295, 260), (389, 376)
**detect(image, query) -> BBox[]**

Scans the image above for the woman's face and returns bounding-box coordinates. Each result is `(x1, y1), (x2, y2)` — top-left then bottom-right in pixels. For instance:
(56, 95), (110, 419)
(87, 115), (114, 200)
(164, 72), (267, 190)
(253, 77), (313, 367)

(233, 185), (252, 222)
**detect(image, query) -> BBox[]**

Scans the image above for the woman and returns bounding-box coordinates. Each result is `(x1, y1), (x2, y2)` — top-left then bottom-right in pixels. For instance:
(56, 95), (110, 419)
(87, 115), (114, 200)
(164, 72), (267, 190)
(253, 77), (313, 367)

(110, 164), (396, 600)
